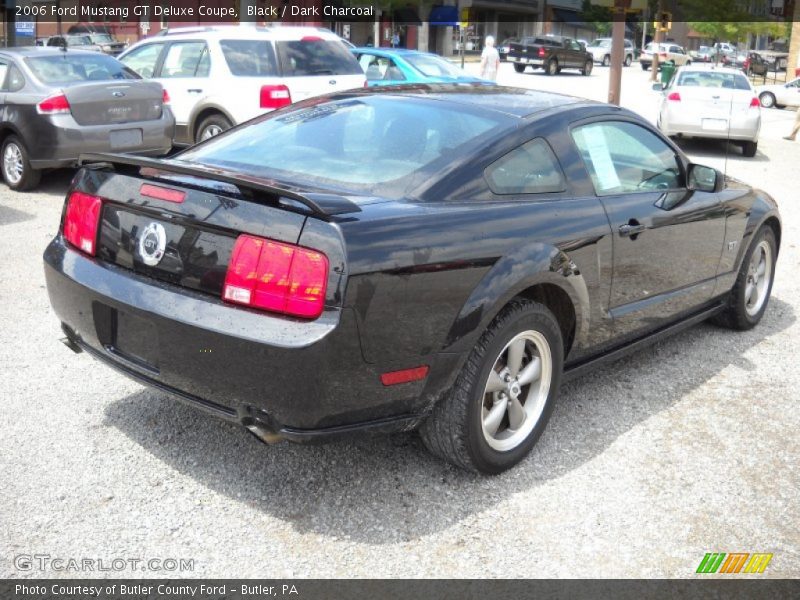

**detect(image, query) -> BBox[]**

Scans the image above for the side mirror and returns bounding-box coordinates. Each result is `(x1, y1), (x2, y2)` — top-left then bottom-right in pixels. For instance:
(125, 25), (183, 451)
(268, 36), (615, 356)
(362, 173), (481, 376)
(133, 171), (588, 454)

(652, 82), (665, 91)
(688, 164), (720, 193)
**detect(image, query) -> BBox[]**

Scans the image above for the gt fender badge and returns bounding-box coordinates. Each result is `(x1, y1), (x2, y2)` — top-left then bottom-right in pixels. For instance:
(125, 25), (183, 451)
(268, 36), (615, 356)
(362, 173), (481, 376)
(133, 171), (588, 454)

(139, 222), (167, 266)
(728, 241), (738, 252)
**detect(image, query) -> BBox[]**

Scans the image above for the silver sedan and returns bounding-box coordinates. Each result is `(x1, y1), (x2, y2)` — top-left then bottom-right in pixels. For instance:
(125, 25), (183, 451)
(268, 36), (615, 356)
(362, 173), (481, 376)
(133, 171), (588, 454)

(654, 65), (761, 157)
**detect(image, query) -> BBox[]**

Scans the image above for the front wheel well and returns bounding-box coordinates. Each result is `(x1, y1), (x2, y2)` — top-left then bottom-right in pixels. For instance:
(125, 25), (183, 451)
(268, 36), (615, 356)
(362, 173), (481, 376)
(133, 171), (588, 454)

(762, 216), (782, 255)
(514, 283), (576, 357)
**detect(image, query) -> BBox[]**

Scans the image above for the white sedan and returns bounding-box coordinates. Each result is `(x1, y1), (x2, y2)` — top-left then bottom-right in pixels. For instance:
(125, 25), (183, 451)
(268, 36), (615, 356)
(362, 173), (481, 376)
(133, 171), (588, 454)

(756, 77), (800, 109)
(654, 66), (761, 157)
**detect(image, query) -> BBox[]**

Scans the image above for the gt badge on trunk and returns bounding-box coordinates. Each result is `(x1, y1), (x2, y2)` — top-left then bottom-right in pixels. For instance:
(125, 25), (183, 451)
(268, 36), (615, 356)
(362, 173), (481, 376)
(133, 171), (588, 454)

(138, 222), (166, 266)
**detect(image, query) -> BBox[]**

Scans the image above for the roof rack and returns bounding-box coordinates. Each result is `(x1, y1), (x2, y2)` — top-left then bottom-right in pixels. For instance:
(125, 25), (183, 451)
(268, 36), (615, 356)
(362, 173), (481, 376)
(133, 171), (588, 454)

(78, 153), (361, 219)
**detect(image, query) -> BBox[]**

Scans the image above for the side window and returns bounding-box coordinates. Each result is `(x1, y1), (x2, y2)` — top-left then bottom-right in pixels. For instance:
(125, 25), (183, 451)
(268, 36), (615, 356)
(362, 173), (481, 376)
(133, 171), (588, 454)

(569, 40), (581, 51)
(120, 43), (164, 78)
(6, 64), (25, 91)
(361, 56), (405, 81)
(484, 138), (565, 195)
(571, 121), (682, 195)
(0, 61), (7, 89)
(161, 42), (209, 78)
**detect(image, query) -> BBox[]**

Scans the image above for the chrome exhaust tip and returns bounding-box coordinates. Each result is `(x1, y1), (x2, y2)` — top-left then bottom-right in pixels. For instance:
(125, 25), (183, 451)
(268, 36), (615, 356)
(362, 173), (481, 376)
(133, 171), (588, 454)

(243, 420), (284, 445)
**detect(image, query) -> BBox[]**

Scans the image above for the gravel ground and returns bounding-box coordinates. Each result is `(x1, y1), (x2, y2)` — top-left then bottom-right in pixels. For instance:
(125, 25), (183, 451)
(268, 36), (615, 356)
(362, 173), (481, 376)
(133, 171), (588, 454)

(1, 63), (799, 578)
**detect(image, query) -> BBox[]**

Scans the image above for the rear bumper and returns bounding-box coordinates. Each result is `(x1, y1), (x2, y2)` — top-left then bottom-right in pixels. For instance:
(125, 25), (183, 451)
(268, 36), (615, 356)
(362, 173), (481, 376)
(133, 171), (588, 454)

(660, 108), (760, 141)
(28, 112), (174, 169)
(44, 237), (436, 437)
(508, 56), (544, 66)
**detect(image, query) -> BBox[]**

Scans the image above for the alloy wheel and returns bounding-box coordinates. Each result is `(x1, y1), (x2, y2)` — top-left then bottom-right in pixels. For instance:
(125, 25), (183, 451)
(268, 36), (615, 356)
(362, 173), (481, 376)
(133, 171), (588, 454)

(744, 240), (773, 317)
(481, 330), (553, 452)
(3, 143), (24, 185)
(200, 124), (224, 141)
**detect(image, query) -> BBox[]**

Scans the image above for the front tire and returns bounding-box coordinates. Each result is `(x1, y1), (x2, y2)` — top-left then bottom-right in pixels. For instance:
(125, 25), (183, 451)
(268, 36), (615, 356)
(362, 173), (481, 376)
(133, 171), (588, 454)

(711, 226), (777, 330)
(624, 54), (632, 67)
(513, 63), (526, 73)
(1, 135), (41, 192)
(420, 300), (564, 474)
(602, 55), (610, 67)
(582, 60), (593, 76)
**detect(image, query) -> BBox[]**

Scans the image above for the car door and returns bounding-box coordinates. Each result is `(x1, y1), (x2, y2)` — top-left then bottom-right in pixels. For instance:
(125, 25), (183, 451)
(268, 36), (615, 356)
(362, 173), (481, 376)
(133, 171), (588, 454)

(570, 119), (726, 339)
(777, 78), (800, 106)
(154, 41), (211, 131)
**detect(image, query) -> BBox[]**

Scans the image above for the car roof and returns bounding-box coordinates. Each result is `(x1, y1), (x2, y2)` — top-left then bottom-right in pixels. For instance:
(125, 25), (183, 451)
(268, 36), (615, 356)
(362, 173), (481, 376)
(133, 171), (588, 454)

(151, 25), (341, 41)
(0, 46), (103, 57)
(329, 84), (593, 118)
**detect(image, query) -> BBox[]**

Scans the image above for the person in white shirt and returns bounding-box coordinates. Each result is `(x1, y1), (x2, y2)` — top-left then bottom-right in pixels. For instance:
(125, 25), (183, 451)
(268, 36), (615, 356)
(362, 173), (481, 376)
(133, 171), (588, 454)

(480, 35), (500, 81)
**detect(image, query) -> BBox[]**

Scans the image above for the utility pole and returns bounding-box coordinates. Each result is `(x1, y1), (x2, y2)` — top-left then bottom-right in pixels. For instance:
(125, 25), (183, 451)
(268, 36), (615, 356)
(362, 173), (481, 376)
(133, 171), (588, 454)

(607, 0), (628, 105)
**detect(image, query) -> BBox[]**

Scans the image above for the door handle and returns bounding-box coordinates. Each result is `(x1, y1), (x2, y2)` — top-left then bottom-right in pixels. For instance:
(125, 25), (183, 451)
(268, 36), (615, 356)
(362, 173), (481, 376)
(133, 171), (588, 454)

(619, 221), (646, 237)
(187, 88), (203, 93)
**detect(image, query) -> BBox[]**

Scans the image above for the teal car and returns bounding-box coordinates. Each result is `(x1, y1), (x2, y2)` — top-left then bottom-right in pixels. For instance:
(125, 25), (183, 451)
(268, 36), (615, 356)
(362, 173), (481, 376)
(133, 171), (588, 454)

(352, 48), (491, 86)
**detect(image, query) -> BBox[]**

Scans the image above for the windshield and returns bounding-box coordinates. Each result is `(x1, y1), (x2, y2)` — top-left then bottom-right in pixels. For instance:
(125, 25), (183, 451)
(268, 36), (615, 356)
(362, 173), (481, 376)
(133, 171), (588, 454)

(26, 54), (138, 84)
(405, 54), (463, 78)
(676, 71), (751, 90)
(89, 34), (115, 44)
(178, 95), (509, 198)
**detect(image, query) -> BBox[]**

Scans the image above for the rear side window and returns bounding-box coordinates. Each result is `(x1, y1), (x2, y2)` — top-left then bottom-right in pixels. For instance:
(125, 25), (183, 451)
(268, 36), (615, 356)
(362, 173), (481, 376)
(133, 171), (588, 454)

(6, 64), (25, 91)
(276, 39), (362, 76)
(25, 54), (138, 84)
(485, 138), (565, 195)
(220, 39), (278, 76)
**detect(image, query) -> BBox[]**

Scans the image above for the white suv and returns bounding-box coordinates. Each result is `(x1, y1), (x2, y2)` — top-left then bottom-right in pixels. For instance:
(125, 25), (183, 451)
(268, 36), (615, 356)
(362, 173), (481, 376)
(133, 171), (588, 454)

(119, 26), (366, 144)
(586, 38), (635, 67)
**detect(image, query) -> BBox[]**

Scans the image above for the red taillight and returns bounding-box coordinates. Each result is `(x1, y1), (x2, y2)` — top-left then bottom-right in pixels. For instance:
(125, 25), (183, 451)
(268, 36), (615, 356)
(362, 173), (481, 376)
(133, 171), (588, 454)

(750, 96), (760, 108)
(667, 92), (681, 102)
(223, 234), (329, 319)
(63, 192), (103, 256)
(380, 366), (429, 386)
(37, 93), (71, 115)
(140, 183), (186, 203)
(301, 36), (323, 42)
(162, 89), (170, 105)
(260, 84), (292, 110)
(538, 47), (546, 57)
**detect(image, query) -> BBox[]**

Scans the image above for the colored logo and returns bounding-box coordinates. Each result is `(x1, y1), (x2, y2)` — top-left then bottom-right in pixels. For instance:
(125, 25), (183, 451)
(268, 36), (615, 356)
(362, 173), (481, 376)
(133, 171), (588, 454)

(696, 553), (773, 574)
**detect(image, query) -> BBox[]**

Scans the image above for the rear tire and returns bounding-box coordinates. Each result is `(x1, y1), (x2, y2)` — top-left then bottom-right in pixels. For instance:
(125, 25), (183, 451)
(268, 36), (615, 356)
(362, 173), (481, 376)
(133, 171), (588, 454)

(641, 63), (649, 71)
(195, 113), (232, 144)
(513, 63), (526, 73)
(546, 59), (559, 76)
(602, 55), (610, 67)
(742, 140), (758, 157)
(710, 226), (776, 330)
(758, 92), (776, 108)
(624, 54), (632, 67)
(1, 135), (40, 192)
(419, 300), (564, 474)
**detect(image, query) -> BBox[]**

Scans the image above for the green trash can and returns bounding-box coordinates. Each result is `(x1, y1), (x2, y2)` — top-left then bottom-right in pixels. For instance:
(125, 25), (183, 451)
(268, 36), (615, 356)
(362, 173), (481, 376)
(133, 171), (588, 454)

(660, 61), (676, 86)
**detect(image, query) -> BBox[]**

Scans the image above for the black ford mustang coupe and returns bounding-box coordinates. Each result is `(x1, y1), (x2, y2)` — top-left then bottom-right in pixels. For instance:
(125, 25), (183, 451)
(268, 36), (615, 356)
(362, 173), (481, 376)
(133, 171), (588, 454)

(44, 85), (780, 474)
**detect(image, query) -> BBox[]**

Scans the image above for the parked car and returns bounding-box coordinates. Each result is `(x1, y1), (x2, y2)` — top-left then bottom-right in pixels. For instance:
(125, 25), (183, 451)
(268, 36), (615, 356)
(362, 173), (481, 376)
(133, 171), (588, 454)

(44, 85), (780, 473)
(654, 66), (761, 156)
(756, 77), (800, 108)
(743, 52), (769, 77)
(689, 46), (717, 63)
(586, 38), (635, 67)
(118, 26), (365, 145)
(353, 48), (486, 86)
(0, 47), (173, 191)
(498, 38), (517, 61)
(507, 35), (593, 75)
(45, 35), (102, 52)
(640, 42), (690, 71)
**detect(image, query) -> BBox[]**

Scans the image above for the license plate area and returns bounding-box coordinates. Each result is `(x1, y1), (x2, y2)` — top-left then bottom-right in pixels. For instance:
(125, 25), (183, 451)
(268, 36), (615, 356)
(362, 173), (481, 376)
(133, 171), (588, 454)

(110, 128), (143, 149)
(702, 118), (728, 131)
(93, 303), (159, 372)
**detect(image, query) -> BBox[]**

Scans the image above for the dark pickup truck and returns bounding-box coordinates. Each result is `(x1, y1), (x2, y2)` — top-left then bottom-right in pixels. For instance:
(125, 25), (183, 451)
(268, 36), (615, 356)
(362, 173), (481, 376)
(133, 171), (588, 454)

(508, 35), (593, 76)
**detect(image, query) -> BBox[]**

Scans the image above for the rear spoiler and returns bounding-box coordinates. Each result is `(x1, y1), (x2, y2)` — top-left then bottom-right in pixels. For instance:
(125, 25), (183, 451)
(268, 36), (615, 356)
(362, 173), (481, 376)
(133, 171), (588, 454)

(78, 153), (362, 219)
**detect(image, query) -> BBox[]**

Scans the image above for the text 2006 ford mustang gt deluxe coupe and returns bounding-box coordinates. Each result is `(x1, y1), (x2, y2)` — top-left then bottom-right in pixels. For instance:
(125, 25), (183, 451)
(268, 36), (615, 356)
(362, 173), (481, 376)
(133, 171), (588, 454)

(44, 85), (780, 473)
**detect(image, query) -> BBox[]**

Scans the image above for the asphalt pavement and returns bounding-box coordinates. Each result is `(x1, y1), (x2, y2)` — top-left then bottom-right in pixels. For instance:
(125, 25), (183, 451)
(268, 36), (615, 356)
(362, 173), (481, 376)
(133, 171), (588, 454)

(1, 63), (799, 578)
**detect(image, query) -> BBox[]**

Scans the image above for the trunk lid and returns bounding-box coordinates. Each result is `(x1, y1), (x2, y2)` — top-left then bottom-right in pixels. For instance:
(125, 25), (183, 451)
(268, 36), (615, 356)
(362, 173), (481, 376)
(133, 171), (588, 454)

(64, 81), (165, 126)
